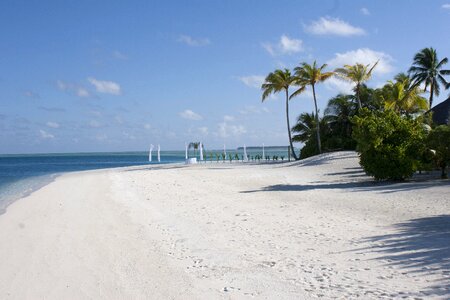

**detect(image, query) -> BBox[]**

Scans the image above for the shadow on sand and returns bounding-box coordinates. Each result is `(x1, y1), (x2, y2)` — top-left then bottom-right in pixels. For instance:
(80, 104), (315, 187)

(288, 152), (359, 167)
(357, 215), (450, 297)
(240, 180), (450, 194)
(122, 165), (186, 172)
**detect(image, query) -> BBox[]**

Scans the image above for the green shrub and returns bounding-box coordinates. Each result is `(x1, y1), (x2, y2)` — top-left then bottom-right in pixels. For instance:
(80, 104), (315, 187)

(427, 125), (450, 178)
(300, 139), (319, 159)
(352, 109), (427, 180)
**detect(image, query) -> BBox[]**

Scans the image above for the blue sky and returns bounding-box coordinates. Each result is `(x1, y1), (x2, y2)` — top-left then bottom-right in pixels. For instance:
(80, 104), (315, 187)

(1, 0), (450, 154)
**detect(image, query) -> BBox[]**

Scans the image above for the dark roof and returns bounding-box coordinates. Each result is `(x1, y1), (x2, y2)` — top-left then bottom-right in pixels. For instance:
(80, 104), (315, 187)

(428, 97), (450, 125)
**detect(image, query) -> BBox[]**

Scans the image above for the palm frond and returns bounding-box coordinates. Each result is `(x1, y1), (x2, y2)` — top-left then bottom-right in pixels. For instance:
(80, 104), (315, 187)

(319, 71), (335, 82)
(367, 60), (379, 77)
(436, 57), (448, 69)
(261, 69), (294, 101)
(438, 74), (449, 87)
(290, 85), (306, 100)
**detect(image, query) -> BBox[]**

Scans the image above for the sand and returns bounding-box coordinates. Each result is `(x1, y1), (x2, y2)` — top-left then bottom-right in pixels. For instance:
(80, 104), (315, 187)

(0, 151), (448, 299)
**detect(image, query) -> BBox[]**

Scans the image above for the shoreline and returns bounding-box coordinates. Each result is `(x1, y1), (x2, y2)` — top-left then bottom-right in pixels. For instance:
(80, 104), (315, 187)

(0, 160), (187, 215)
(0, 151), (449, 299)
(0, 173), (58, 215)
(0, 158), (296, 215)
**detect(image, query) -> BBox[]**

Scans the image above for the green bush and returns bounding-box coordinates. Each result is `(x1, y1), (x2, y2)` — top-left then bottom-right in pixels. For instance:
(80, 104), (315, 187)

(427, 125), (450, 178)
(352, 109), (427, 180)
(300, 138), (319, 159)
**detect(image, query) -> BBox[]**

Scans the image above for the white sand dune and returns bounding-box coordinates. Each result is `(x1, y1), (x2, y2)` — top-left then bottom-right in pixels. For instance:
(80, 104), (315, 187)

(0, 151), (449, 299)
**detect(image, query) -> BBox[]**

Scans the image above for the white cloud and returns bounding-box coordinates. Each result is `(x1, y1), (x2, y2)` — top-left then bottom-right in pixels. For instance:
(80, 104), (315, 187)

(279, 35), (303, 53)
(262, 34), (303, 56)
(327, 48), (394, 75)
(76, 87), (90, 97)
(198, 126), (209, 135)
(239, 105), (270, 115)
(114, 116), (124, 124)
(324, 77), (355, 95)
(46, 121), (60, 129)
(179, 109), (203, 121)
(177, 35), (210, 47)
(39, 129), (54, 139)
(144, 123), (152, 130)
(223, 115), (235, 122)
(57, 80), (91, 98)
(238, 75), (265, 88)
(217, 122), (246, 138)
(56, 80), (68, 91)
(375, 81), (387, 89)
(113, 50), (128, 60)
(262, 44), (275, 56)
(304, 17), (366, 36)
(442, 4), (450, 9)
(361, 7), (370, 15)
(88, 77), (121, 95)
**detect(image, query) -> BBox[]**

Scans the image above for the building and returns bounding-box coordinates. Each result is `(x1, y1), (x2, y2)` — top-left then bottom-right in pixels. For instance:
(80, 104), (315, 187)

(428, 97), (450, 125)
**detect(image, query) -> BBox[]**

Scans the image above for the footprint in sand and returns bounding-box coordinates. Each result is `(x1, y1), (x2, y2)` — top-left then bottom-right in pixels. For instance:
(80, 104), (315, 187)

(261, 261), (276, 267)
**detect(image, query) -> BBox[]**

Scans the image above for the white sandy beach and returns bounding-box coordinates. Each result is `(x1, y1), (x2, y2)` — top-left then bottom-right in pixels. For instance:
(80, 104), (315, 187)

(0, 151), (449, 299)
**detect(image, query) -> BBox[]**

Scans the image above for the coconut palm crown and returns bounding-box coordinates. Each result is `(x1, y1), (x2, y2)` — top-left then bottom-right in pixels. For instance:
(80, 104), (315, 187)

(291, 112), (317, 143)
(408, 47), (450, 108)
(382, 74), (428, 115)
(261, 68), (299, 160)
(334, 61), (378, 110)
(291, 61), (334, 154)
(188, 142), (201, 157)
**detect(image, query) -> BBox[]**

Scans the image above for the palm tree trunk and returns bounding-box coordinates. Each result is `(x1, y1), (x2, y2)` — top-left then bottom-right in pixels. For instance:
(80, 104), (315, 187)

(312, 84), (322, 154)
(441, 165), (448, 179)
(285, 89), (299, 160)
(429, 80), (434, 108)
(356, 83), (362, 110)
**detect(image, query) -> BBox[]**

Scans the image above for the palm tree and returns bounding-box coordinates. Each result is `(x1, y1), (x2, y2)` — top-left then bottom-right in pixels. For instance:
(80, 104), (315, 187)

(325, 94), (357, 140)
(394, 72), (411, 88)
(381, 75), (428, 115)
(292, 112), (331, 158)
(291, 112), (317, 143)
(261, 69), (299, 160)
(334, 61), (378, 110)
(188, 142), (200, 157)
(408, 47), (450, 108)
(292, 61), (334, 154)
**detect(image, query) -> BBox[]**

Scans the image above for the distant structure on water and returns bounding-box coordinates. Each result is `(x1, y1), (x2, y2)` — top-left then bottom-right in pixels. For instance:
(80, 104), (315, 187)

(236, 146), (291, 150)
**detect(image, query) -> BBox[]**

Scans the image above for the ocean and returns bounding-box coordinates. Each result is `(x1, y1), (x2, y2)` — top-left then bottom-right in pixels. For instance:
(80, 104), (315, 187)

(0, 148), (291, 213)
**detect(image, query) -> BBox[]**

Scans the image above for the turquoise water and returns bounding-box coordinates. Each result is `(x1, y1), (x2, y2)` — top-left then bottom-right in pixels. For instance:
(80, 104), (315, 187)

(0, 151), (181, 213)
(0, 148), (291, 213)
